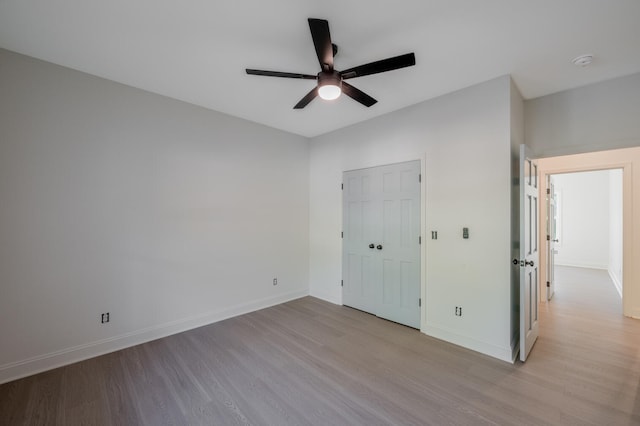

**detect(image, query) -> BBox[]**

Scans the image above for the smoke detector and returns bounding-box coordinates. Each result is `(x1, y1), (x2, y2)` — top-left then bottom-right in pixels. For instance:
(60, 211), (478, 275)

(572, 54), (594, 67)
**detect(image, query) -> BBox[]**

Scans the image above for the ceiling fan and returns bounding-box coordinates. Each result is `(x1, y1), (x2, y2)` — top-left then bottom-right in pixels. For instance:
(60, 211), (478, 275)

(246, 18), (416, 109)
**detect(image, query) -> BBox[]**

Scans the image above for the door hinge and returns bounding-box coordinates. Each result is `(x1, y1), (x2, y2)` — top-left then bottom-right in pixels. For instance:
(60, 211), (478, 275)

(419, 174), (422, 183)
(419, 298), (421, 307)
(341, 231), (343, 238)
(547, 235), (550, 241)
(341, 183), (343, 190)
(341, 279), (344, 287)
(546, 188), (550, 195)
(419, 236), (421, 244)
(546, 281), (550, 288)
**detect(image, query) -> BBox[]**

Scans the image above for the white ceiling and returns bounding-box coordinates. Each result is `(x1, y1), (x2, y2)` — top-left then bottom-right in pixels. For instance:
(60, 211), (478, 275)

(1, 0), (639, 138)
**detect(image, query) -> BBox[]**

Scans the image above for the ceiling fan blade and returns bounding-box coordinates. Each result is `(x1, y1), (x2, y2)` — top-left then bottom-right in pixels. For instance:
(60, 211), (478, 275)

(341, 82), (377, 107)
(294, 87), (319, 109)
(246, 69), (317, 80)
(340, 53), (416, 79)
(308, 18), (334, 72)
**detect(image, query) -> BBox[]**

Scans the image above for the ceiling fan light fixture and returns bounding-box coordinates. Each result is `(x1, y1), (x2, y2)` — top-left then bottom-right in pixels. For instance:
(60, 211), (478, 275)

(246, 19), (416, 108)
(318, 71), (342, 100)
(318, 84), (341, 100)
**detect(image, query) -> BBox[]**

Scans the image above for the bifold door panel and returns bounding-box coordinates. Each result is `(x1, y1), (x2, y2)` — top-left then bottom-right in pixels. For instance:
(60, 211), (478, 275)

(342, 160), (421, 328)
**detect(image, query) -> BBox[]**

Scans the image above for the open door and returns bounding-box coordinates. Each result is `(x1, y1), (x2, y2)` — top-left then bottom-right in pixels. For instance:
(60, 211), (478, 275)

(546, 175), (557, 301)
(519, 145), (540, 362)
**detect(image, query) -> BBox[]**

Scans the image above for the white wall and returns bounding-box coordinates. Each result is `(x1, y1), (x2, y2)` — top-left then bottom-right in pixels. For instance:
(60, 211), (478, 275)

(609, 169), (623, 296)
(551, 169), (623, 290)
(552, 170), (610, 269)
(0, 49), (310, 383)
(309, 76), (515, 361)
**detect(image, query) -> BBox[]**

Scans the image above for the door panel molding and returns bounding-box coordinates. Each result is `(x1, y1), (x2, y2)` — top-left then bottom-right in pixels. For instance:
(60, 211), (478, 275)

(343, 160), (421, 328)
(520, 144), (540, 362)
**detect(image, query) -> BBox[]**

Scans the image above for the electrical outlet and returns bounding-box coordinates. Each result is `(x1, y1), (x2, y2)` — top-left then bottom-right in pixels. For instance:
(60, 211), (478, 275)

(455, 306), (463, 317)
(101, 312), (110, 323)
(273, 278), (278, 286)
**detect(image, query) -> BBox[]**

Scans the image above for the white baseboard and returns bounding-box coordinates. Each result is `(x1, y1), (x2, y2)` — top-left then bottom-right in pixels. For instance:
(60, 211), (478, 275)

(554, 261), (608, 270)
(0, 289), (308, 385)
(309, 289), (340, 305)
(421, 323), (514, 364)
(608, 268), (623, 298)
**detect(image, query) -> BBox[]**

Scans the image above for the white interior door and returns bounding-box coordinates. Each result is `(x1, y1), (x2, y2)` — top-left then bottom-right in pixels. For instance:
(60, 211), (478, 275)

(546, 176), (557, 301)
(342, 160), (421, 329)
(520, 145), (540, 362)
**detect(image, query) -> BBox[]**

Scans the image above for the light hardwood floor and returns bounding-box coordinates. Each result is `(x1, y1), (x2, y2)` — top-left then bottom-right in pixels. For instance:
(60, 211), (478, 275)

(1, 266), (639, 425)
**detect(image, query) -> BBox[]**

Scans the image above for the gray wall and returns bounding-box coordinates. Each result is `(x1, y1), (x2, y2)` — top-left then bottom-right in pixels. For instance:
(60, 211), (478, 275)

(525, 72), (640, 157)
(0, 49), (310, 383)
(309, 76), (516, 361)
(509, 79), (524, 354)
(4, 45), (640, 381)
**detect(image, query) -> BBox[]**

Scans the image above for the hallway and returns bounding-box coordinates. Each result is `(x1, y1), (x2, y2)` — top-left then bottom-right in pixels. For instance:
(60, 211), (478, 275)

(522, 265), (640, 423)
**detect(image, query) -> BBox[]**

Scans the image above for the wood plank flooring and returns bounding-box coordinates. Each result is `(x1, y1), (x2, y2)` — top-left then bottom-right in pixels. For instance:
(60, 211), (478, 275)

(1, 266), (639, 425)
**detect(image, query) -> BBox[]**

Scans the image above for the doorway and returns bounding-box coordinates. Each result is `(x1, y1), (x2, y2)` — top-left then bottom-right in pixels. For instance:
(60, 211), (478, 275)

(537, 147), (636, 319)
(546, 170), (623, 304)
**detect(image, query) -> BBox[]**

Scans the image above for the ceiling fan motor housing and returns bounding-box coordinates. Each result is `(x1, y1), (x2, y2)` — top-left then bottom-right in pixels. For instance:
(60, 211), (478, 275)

(318, 70), (342, 88)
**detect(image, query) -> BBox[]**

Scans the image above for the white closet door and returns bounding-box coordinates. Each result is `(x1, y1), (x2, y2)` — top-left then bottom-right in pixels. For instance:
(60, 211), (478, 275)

(343, 160), (421, 328)
(342, 167), (378, 315)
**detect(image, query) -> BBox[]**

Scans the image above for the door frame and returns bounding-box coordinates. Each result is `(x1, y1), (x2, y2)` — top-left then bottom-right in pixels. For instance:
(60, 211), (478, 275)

(537, 152), (633, 317)
(340, 154), (427, 330)
(545, 175), (557, 301)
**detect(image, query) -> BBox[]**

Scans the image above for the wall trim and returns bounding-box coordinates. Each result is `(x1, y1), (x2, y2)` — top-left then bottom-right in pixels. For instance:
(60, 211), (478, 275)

(422, 323), (514, 364)
(308, 289), (340, 305)
(609, 267), (623, 298)
(0, 289), (308, 385)
(554, 261), (608, 270)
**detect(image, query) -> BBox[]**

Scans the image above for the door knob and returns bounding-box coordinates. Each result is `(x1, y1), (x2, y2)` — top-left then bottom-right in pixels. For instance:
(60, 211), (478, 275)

(525, 260), (535, 267)
(553, 239), (559, 243)
(376, 244), (383, 250)
(369, 243), (375, 249)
